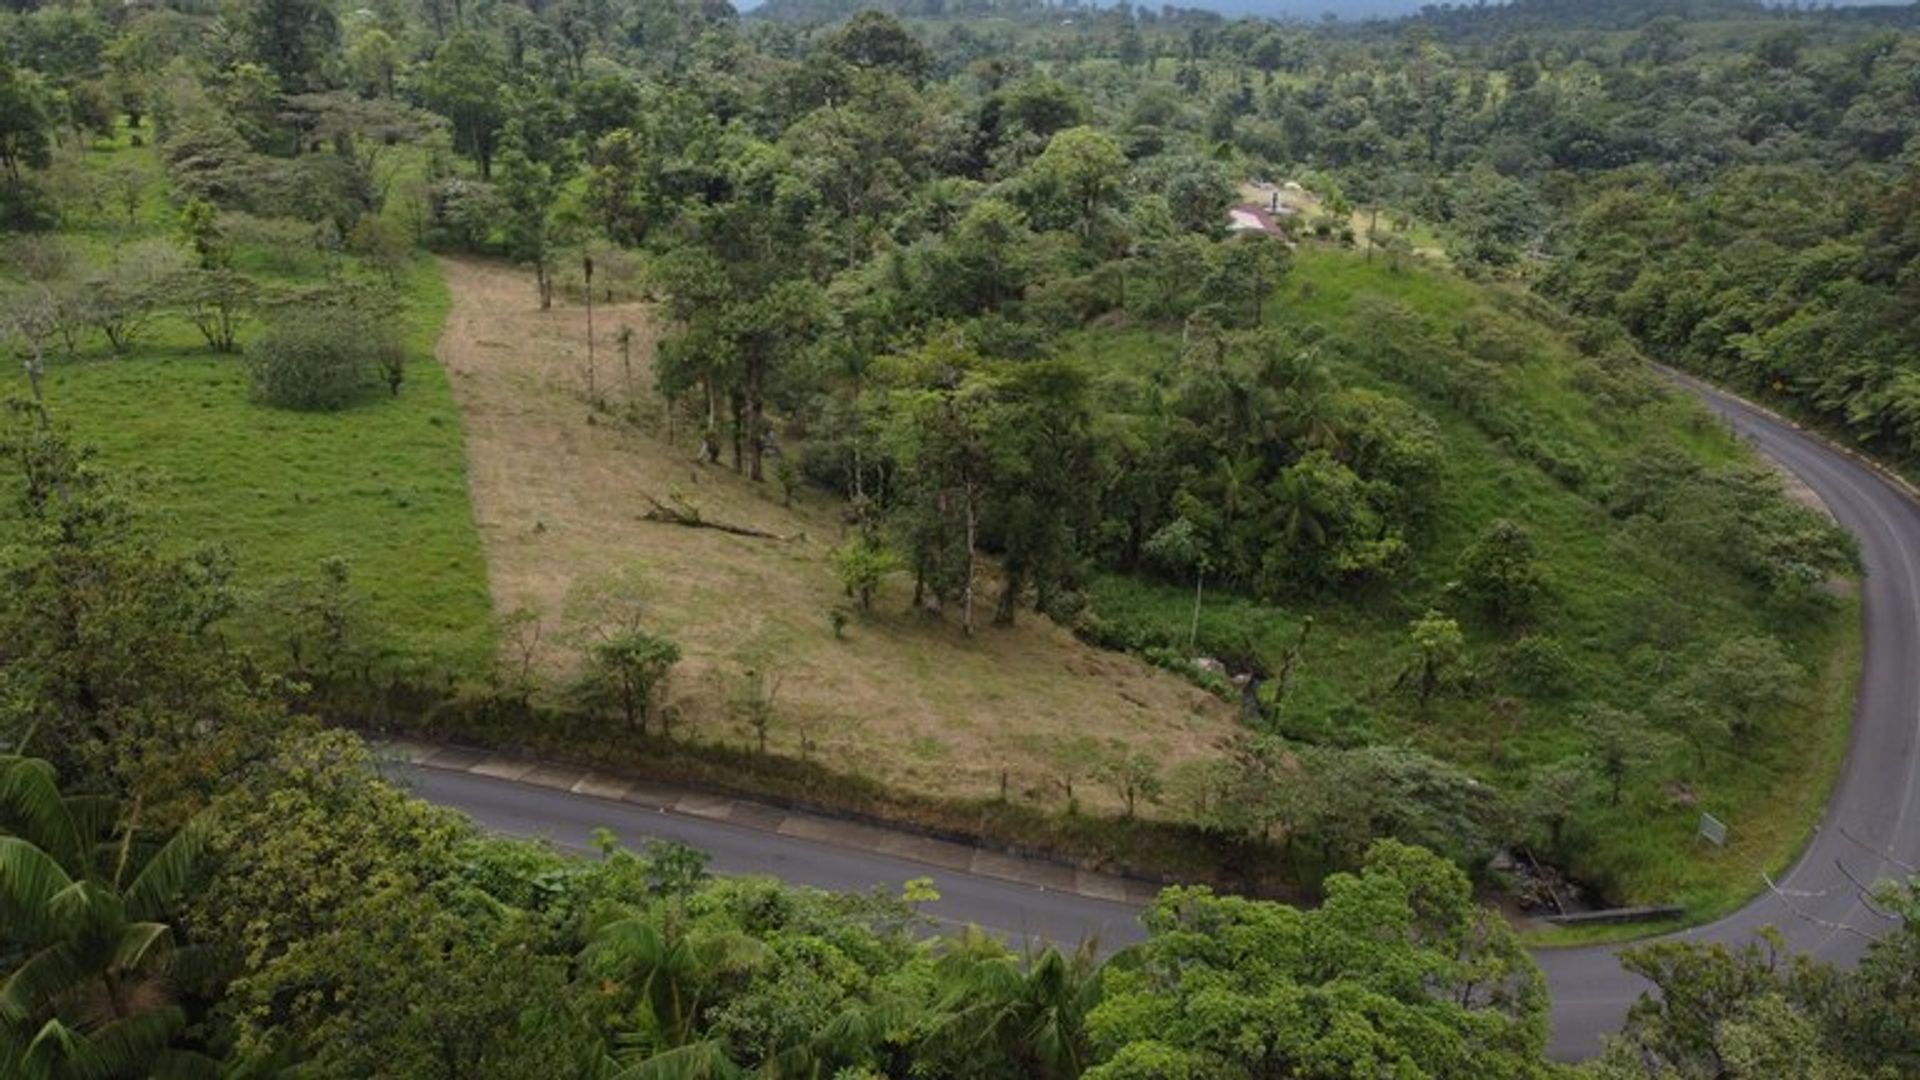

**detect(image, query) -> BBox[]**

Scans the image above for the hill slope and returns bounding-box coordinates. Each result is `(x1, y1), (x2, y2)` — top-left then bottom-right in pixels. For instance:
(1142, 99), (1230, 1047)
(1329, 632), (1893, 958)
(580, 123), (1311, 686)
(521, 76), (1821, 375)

(1071, 247), (1859, 911)
(434, 257), (1242, 810)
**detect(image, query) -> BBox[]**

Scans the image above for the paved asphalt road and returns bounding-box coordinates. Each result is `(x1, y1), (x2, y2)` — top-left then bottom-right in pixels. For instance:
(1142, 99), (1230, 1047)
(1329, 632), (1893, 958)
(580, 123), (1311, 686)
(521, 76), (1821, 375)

(395, 374), (1920, 1062)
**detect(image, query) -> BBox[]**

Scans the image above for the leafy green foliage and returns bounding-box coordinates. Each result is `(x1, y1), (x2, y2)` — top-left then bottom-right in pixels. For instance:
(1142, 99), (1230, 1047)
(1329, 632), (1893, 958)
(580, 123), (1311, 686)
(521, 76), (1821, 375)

(1086, 841), (1551, 1080)
(244, 301), (401, 411)
(0, 410), (280, 821)
(576, 630), (683, 735)
(0, 756), (212, 1080)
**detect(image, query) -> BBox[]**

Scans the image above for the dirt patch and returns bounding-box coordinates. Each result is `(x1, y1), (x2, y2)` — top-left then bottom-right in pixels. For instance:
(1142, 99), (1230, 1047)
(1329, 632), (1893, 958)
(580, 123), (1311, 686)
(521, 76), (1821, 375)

(435, 257), (1241, 812)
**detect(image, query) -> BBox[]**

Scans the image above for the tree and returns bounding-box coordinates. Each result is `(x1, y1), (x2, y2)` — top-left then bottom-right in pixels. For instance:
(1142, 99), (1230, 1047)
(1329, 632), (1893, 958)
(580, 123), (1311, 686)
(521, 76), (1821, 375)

(345, 26), (402, 97)
(1405, 609), (1465, 713)
(580, 905), (773, 1053)
(1825, 877), (1920, 1074)
(825, 11), (933, 84)
(1144, 517), (1211, 650)
(726, 280), (826, 482)
(577, 630), (682, 736)
(0, 757), (213, 1080)
(0, 413), (280, 819)
(240, 0), (340, 94)
(1096, 743), (1163, 820)
(1137, 154), (1235, 236)
(166, 269), (254, 355)
(586, 128), (650, 246)
(495, 133), (560, 309)
(833, 537), (901, 612)
(879, 342), (1004, 634)
(232, 883), (587, 1079)
(1584, 707), (1658, 806)
(1204, 232), (1290, 326)
(947, 197), (1033, 314)
(0, 58), (53, 187)
(931, 934), (1105, 1080)
(1663, 635), (1802, 758)
(245, 301), (399, 410)
(176, 197), (228, 271)
(79, 241), (180, 354)
(1517, 756), (1591, 859)
(1028, 126), (1127, 240)
(188, 732), (592, 1079)
(1086, 841), (1551, 1080)
(1456, 519), (1545, 628)
(421, 33), (506, 178)
(1589, 931), (1851, 1080)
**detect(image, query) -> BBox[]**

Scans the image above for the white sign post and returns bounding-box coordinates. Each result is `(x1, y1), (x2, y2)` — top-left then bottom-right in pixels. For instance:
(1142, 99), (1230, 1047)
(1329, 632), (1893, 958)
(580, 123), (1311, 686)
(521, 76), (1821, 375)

(1699, 812), (1729, 847)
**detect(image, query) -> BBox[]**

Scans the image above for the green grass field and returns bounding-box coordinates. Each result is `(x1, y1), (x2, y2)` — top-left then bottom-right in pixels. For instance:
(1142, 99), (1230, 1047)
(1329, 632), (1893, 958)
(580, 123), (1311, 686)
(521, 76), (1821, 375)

(12, 130), (493, 679)
(1069, 247), (1864, 916)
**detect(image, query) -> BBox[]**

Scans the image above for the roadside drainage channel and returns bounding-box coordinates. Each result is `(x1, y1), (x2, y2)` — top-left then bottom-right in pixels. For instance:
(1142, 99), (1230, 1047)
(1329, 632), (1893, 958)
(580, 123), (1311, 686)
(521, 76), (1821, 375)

(380, 739), (1164, 908)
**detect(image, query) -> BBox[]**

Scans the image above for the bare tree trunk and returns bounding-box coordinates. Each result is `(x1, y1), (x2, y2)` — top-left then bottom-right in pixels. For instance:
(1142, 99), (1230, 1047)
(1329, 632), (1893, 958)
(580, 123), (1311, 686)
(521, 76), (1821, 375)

(621, 332), (634, 403)
(583, 261), (596, 403)
(962, 479), (978, 636)
(1188, 568), (1204, 650)
(23, 337), (50, 428)
(728, 390), (744, 473)
(701, 377), (719, 461)
(746, 365), (765, 482)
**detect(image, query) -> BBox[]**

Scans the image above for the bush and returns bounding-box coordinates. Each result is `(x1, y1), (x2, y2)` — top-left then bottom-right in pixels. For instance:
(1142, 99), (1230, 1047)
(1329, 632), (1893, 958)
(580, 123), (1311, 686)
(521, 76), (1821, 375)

(244, 307), (397, 411)
(0, 181), (59, 231)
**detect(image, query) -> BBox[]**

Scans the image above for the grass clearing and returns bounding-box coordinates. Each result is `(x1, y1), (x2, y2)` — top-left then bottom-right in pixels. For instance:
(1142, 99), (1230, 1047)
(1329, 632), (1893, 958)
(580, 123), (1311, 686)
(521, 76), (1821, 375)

(13, 130), (494, 677)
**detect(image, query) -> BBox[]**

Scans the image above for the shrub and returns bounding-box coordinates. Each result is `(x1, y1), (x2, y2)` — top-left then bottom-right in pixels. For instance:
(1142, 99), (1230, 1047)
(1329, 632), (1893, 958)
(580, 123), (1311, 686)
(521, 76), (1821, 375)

(244, 306), (398, 411)
(573, 629), (681, 736)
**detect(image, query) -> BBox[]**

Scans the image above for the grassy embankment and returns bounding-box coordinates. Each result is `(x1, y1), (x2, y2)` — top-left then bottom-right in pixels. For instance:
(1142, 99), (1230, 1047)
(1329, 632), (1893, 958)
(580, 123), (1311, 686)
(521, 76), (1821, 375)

(1071, 246), (1862, 921)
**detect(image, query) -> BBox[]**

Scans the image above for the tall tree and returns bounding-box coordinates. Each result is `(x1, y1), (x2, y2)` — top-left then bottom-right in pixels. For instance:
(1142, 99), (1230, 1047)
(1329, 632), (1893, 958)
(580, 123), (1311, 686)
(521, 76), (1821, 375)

(420, 32), (506, 178)
(241, 0), (340, 94)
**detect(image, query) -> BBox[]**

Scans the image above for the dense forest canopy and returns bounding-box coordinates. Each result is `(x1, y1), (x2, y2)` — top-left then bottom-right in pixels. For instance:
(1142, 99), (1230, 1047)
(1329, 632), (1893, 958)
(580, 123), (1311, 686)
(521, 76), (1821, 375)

(2, 0), (1920, 1074)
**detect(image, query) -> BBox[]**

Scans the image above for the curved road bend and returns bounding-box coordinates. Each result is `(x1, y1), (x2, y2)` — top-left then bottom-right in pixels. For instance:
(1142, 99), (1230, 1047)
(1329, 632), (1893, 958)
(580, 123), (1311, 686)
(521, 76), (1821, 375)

(393, 376), (1920, 1061)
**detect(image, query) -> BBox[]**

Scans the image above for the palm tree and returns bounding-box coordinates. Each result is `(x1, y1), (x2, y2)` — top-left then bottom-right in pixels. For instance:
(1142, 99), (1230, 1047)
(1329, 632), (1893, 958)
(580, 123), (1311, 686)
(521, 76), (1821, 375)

(0, 755), (213, 1080)
(929, 930), (1106, 1080)
(582, 906), (770, 1075)
(1271, 461), (1332, 553)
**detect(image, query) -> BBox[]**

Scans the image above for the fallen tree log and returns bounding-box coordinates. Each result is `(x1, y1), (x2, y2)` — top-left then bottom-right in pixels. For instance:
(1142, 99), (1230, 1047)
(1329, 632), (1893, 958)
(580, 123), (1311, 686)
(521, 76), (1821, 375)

(641, 494), (799, 541)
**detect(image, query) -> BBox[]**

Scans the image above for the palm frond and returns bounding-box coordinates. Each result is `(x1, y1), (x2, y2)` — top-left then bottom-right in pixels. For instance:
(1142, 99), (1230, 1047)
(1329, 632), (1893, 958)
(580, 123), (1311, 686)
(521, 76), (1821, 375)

(150, 1047), (225, 1080)
(62, 797), (122, 866)
(0, 837), (80, 939)
(0, 943), (87, 1024)
(0, 758), (82, 870)
(123, 820), (205, 922)
(71, 1004), (188, 1078)
(22, 1017), (90, 1080)
(610, 1038), (747, 1080)
(47, 878), (121, 937)
(109, 921), (174, 975)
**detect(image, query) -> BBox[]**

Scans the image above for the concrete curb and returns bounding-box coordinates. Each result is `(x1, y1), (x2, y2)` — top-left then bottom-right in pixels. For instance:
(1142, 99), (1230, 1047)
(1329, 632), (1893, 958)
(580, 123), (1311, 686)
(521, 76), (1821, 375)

(380, 739), (1166, 907)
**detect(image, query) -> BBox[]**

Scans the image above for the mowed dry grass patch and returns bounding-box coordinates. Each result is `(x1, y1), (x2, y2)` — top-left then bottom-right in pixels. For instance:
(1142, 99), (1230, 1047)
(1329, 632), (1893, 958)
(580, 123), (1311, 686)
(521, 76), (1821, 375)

(436, 257), (1240, 810)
